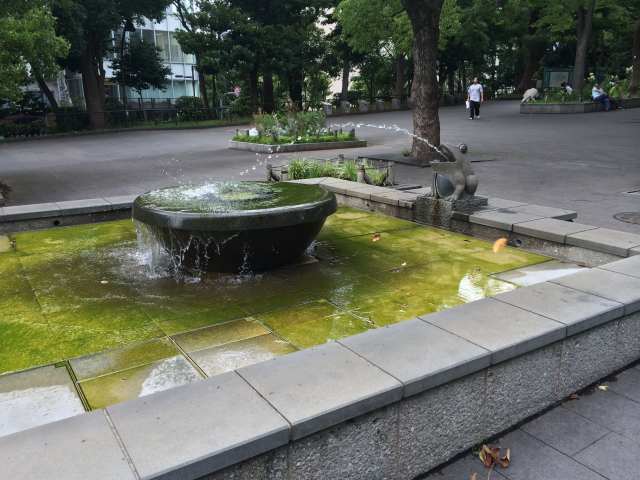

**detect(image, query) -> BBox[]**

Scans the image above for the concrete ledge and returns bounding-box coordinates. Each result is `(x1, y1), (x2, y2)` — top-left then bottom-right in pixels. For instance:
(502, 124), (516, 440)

(520, 103), (604, 114)
(229, 139), (367, 153)
(567, 227), (640, 257)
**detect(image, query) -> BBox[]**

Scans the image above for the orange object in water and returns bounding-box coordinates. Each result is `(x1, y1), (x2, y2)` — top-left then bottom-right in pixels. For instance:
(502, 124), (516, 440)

(492, 237), (508, 253)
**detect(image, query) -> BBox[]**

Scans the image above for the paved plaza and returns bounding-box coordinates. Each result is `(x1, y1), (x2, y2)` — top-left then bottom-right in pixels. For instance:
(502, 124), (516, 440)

(1, 101), (639, 233)
(427, 364), (640, 480)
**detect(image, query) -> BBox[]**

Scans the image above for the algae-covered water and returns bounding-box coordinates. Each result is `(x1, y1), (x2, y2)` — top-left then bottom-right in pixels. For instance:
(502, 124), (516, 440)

(0, 207), (548, 414)
(135, 181), (329, 214)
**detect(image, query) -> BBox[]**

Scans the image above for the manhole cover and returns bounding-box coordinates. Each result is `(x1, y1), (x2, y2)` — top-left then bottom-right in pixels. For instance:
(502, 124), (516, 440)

(614, 212), (640, 225)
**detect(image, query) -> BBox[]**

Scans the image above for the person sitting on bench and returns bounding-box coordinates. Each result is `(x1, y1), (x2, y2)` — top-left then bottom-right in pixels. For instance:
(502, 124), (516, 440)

(592, 84), (612, 111)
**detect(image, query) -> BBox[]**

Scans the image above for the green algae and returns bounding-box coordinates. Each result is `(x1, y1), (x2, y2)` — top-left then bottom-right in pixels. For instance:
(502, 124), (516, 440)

(136, 181), (330, 214)
(256, 299), (374, 349)
(189, 334), (297, 377)
(172, 318), (270, 353)
(1, 208), (547, 380)
(69, 338), (180, 382)
(78, 355), (202, 410)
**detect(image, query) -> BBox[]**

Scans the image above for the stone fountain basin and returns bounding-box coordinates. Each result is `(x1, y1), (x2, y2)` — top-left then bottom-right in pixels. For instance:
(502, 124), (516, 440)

(132, 182), (337, 272)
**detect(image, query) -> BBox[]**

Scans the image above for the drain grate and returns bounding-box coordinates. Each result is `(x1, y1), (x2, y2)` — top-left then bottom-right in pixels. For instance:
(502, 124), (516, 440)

(614, 212), (640, 225)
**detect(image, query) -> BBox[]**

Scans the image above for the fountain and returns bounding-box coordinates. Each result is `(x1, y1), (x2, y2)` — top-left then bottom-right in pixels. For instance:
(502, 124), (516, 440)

(132, 181), (337, 273)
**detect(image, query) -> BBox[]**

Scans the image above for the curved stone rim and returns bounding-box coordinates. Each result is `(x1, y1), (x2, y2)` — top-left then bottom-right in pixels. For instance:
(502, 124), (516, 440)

(132, 184), (337, 232)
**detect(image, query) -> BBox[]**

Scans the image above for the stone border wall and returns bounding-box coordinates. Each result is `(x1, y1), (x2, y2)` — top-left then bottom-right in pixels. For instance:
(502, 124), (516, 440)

(520, 97), (640, 114)
(3, 179), (640, 480)
(228, 139), (367, 153)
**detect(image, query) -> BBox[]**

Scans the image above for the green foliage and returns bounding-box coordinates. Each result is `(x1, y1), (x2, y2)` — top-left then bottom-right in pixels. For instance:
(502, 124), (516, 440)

(175, 96), (205, 120)
(287, 158), (389, 186)
(0, 119), (46, 138)
(251, 111), (327, 139)
(233, 132), (353, 145)
(0, 4), (69, 101)
(111, 38), (170, 98)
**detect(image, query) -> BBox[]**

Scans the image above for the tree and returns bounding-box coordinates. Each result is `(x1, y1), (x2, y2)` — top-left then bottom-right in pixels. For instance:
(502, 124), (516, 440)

(337, 0), (412, 102)
(400, 0), (444, 162)
(52, 0), (172, 129)
(632, 18), (640, 95)
(0, 1), (68, 104)
(111, 37), (170, 102)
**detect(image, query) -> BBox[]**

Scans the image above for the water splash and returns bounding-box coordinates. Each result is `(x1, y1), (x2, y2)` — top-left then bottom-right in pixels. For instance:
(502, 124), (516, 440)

(330, 121), (444, 156)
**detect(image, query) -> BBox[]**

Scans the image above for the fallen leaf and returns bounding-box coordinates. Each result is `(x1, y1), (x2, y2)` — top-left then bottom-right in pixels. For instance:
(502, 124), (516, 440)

(479, 444), (500, 468)
(492, 238), (508, 253)
(568, 393), (579, 400)
(598, 385), (609, 391)
(400, 261), (407, 267)
(371, 233), (381, 242)
(497, 448), (511, 468)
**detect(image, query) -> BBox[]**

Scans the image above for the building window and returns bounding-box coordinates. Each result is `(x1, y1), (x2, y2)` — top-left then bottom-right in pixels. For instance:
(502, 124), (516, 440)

(156, 30), (170, 61)
(169, 32), (185, 63)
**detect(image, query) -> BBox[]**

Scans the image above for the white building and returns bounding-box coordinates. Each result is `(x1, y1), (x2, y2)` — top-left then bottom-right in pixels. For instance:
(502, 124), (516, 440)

(41, 5), (200, 108)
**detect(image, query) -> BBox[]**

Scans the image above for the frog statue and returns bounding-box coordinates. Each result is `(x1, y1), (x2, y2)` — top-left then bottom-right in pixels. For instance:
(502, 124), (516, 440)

(430, 143), (478, 201)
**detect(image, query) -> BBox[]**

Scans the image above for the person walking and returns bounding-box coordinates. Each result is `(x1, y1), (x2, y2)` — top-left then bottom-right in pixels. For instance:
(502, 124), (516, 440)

(467, 77), (483, 120)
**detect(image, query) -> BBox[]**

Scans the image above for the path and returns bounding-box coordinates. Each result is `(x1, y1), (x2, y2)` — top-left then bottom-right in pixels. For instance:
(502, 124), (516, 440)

(427, 364), (640, 480)
(1, 101), (639, 232)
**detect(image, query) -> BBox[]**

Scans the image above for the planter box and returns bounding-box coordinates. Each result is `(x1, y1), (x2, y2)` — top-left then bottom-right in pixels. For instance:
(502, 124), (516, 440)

(229, 139), (367, 153)
(521, 97), (640, 114)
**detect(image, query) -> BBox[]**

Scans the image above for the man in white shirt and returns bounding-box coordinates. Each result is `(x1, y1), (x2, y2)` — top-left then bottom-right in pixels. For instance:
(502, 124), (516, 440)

(467, 78), (483, 120)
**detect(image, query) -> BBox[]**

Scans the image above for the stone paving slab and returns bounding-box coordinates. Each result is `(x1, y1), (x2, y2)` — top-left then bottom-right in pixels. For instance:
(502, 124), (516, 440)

(493, 260), (584, 287)
(513, 218), (597, 243)
(104, 194), (137, 209)
(425, 453), (508, 479)
(55, 198), (112, 215)
(597, 254), (640, 279)
(237, 342), (403, 440)
(0, 364), (85, 437)
(339, 318), (490, 397)
(521, 406), (610, 456)
(1, 202), (61, 220)
(79, 355), (202, 410)
(510, 204), (577, 221)
(567, 228), (640, 257)
(495, 429), (605, 480)
(0, 411), (136, 480)
(607, 367), (640, 403)
(108, 371), (289, 480)
(419, 298), (565, 364)
(469, 209), (545, 231)
(552, 268), (640, 315)
(574, 432), (640, 480)
(493, 282), (624, 336)
(564, 389), (640, 444)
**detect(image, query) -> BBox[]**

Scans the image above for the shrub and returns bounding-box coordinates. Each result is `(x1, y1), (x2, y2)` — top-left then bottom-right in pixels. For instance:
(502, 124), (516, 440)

(0, 119), (46, 138)
(54, 107), (90, 132)
(252, 111), (326, 139)
(286, 158), (389, 186)
(175, 96), (205, 121)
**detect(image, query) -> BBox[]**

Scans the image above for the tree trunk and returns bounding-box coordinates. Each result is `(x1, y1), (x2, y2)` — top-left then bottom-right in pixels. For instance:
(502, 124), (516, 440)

(194, 65), (210, 116)
(341, 61), (350, 101)
(79, 52), (105, 129)
(630, 18), (640, 96)
(262, 68), (275, 113)
(574, 0), (596, 95)
(393, 55), (406, 100)
(35, 74), (59, 112)
(401, 0), (444, 162)
(517, 48), (544, 92)
(288, 70), (303, 111)
(248, 67), (259, 113)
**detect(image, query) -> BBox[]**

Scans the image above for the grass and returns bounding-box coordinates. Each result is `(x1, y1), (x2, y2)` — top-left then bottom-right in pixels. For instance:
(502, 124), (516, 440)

(232, 132), (356, 145)
(288, 158), (389, 186)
